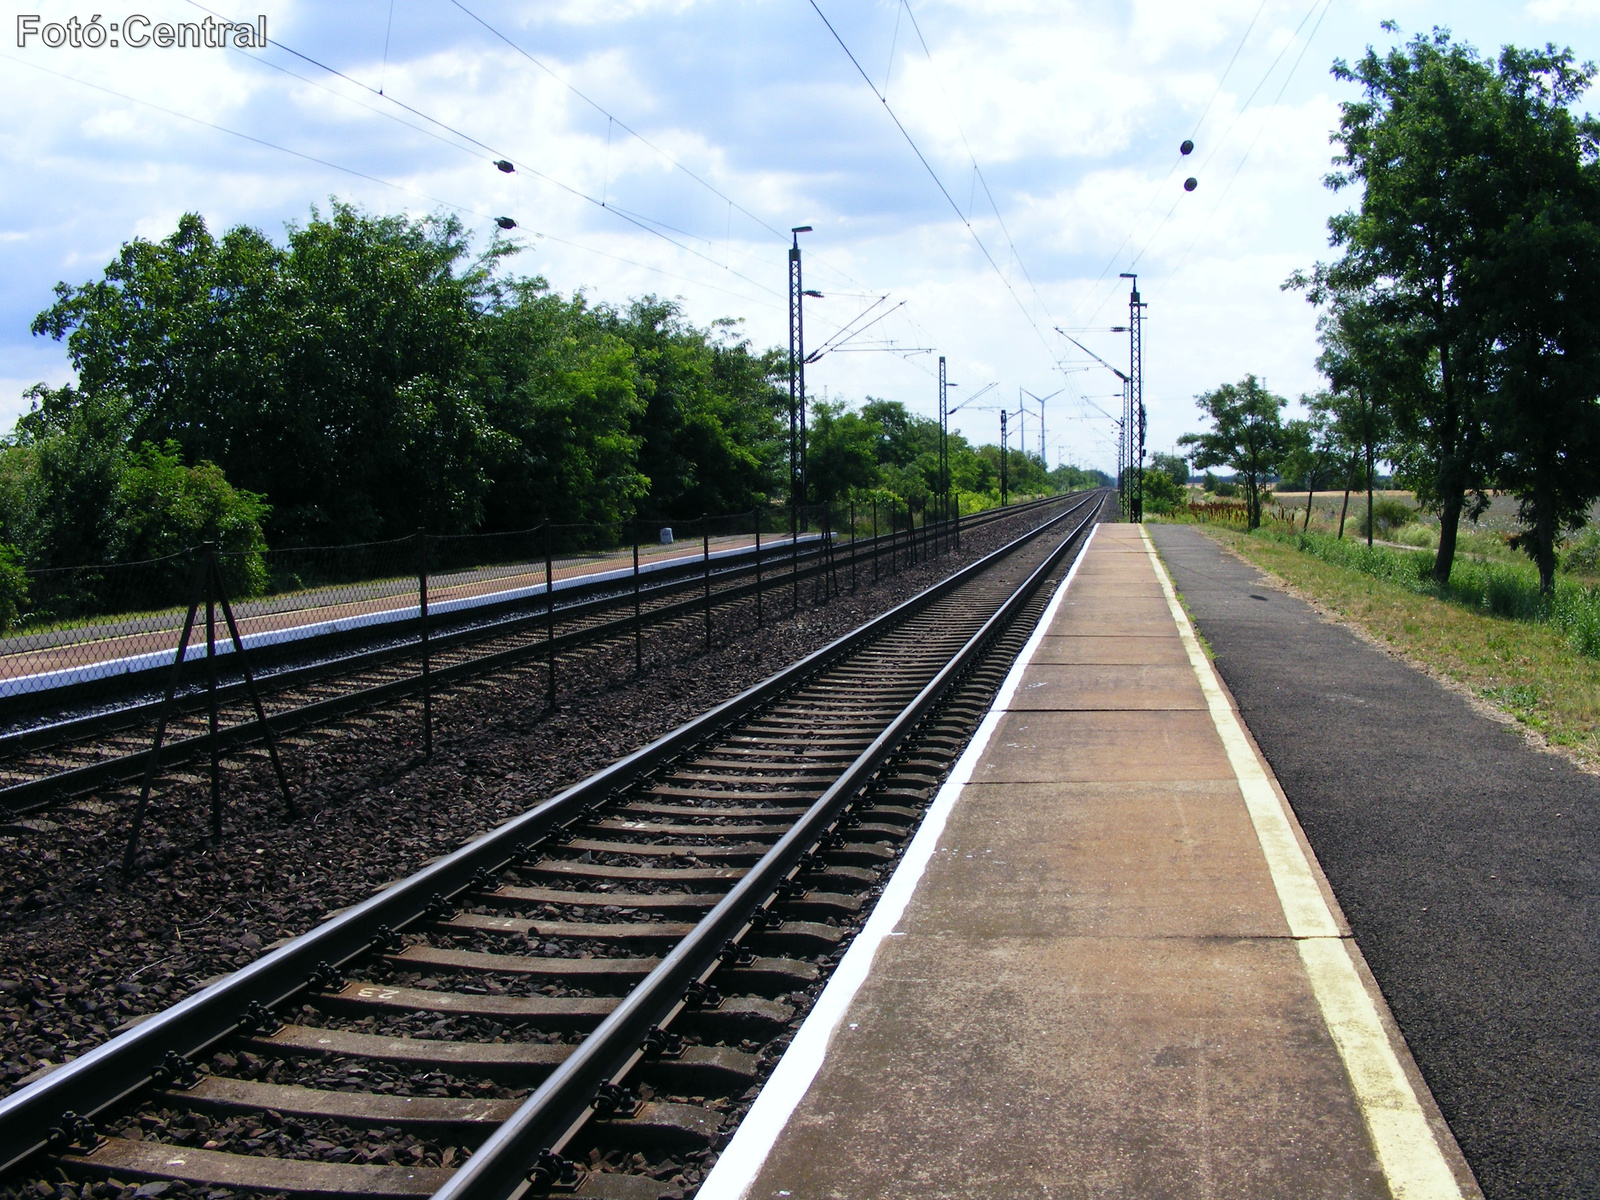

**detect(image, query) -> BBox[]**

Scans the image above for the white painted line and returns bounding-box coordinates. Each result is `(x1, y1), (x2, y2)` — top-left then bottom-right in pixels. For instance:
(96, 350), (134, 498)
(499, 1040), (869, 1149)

(1141, 527), (1464, 1200)
(696, 524), (1101, 1200)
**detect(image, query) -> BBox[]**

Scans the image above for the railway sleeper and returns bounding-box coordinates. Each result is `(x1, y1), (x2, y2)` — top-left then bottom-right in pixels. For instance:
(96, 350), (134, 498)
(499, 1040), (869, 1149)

(57, 1140), (453, 1199)
(240, 1025), (757, 1091)
(389, 945), (817, 997)
(318, 980), (795, 1039)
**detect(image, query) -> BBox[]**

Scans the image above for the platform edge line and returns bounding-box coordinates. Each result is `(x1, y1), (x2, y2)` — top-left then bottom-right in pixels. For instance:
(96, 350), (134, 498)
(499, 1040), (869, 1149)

(1141, 527), (1464, 1200)
(694, 523), (1101, 1200)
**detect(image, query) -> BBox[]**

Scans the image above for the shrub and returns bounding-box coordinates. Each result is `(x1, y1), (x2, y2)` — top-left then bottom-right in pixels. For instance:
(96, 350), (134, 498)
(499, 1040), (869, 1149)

(0, 544), (27, 633)
(1562, 528), (1600, 576)
(1214, 479), (1239, 498)
(1357, 497), (1415, 538)
(1141, 469), (1188, 515)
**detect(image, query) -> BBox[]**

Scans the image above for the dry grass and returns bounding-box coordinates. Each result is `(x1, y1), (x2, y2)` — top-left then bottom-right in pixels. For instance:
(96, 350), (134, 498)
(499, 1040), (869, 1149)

(1189, 523), (1600, 772)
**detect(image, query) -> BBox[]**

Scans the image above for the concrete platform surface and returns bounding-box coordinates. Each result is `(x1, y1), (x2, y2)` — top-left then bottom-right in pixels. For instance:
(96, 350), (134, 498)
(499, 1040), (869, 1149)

(699, 523), (1480, 1200)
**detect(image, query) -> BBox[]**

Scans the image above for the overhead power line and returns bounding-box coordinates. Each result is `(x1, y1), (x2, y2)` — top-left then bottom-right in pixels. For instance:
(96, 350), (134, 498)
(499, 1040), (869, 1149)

(897, 0), (1057, 334)
(2, 52), (787, 313)
(181, 0), (789, 301)
(806, 0), (1058, 361)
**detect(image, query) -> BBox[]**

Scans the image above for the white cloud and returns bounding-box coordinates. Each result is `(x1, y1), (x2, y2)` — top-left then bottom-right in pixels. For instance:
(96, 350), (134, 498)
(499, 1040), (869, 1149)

(0, 0), (1590, 471)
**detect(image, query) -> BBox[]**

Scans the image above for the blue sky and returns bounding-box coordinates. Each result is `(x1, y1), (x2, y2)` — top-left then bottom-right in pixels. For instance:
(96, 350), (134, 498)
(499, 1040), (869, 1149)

(4, 0), (1600, 473)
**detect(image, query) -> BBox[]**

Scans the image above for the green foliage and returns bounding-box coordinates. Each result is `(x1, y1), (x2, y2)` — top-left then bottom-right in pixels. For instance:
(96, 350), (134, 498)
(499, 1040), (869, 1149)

(26, 204), (787, 548)
(1142, 468), (1187, 514)
(1052, 463), (1113, 491)
(1264, 525), (1600, 658)
(807, 401), (881, 503)
(1213, 479), (1240, 498)
(1149, 452), (1188, 491)
(118, 442), (270, 596)
(0, 544), (27, 633)
(1357, 497), (1416, 538)
(1291, 29), (1600, 589)
(1179, 375), (1288, 529)
(1562, 527), (1600, 576)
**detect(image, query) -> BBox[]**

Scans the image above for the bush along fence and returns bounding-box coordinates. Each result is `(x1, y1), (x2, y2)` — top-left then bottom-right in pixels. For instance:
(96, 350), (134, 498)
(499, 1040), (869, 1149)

(5, 492), (1090, 862)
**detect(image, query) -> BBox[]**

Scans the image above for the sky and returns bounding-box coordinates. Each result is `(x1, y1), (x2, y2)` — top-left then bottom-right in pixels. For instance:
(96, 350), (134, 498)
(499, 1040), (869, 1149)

(3, 0), (1600, 475)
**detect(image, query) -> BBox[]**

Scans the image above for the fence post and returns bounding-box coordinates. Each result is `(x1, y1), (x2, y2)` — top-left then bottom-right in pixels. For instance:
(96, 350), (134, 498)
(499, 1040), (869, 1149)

(210, 550), (297, 820)
(544, 523), (556, 709)
(123, 553), (207, 874)
(633, 521), (642, 676)
(206, 549), (220, 843)
(754, 510), (763, 627)
(791, 503), (799, 612)
(872, 500), (879, 584)
(417, 528), (431, 758)
(702, 514), (712, 654)
(822, 505), (834, 601)
(850, 501), (857, 592)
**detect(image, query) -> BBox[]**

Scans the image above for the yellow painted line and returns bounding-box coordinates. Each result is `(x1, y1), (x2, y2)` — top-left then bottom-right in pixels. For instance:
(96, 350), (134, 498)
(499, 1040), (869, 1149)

(1141, 527), (1465, 1200)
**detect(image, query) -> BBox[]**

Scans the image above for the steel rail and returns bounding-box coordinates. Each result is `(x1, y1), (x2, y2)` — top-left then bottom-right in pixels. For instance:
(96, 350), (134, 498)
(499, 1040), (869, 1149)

(1, 492), (1056, 725)
(0, 495), (1069, 813)
(0, 490), (1101, 1173)
(430, 493), (1104, 1200)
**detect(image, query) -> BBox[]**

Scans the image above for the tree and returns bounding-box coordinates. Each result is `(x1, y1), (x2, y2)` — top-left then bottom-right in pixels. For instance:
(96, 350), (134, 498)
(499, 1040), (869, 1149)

(475, 280), (646, 530)
(1280, 406), (1345, 531)
(806, 401), (880, 503)
(31, 204), (502, 543)
(1297, 28), (1600, 584)
(1308, 296), (1401, 545)
(1149, 452), (1189, 491)
(1179, 375), (1288, 529)
(1469, 47), (1600, 592)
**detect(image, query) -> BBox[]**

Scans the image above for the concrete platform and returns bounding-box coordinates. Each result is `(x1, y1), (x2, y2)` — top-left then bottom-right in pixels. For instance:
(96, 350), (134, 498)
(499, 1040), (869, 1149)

(700, 523), (1481, 1200)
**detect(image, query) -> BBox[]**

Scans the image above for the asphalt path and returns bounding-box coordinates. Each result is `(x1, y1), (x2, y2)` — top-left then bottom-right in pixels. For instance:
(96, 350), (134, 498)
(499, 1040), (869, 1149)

(1148, 523), (1600, 1200)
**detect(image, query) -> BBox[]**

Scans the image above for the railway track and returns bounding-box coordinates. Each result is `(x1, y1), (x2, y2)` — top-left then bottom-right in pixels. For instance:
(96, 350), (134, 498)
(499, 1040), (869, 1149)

(0, 491), (1106, 1200)
(0, 496), (1065, 816)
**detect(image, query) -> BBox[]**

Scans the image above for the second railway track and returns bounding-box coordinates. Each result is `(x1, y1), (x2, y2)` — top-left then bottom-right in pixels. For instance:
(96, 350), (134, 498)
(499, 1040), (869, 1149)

(0, 490), (1108, 1200)
(0, 496), (1066, 816)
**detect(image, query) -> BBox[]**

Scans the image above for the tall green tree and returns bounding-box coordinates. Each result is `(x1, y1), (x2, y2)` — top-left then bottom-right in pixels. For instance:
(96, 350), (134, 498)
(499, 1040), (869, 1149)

(1280, 406), (1345, 531)
(1308, 295), (1403, 545)
(31, 204), (501, 543)
(1296, 28), (1600, 583)
(1470, 47), (1600, 592)
(1179, 375), (1288, 529)
(806, 401), (881, 503)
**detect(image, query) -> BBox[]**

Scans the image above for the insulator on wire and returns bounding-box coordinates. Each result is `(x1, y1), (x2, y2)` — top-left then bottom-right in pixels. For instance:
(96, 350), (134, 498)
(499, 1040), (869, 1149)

(1180, 139), (1194, 155)
(494, 159), (515, 173)
(495, 216), (517, 230)
(1183, 177), (1198, 192)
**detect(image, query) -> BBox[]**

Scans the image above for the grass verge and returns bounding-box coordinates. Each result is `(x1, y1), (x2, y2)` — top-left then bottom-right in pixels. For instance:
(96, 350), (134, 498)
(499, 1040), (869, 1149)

(1175, 522), (1600, 771)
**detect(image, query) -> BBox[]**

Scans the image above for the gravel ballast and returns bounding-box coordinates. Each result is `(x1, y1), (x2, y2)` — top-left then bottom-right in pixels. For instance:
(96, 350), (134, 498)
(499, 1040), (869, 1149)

(0, 508), (1057, 1101)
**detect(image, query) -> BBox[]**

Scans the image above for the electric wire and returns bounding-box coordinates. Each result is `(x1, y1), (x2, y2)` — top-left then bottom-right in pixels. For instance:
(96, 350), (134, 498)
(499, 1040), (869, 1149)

(2, 51), (783, 314)
(806, 0), (1059, 362)
(181, 0), (789, 301)
(1074, 0), (1329, 329)
(899, 0), (1057, 331)
(441, 0), (876, 295)
(1066, 0), (1280, 326)
(1153, 0), (1335, 302)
